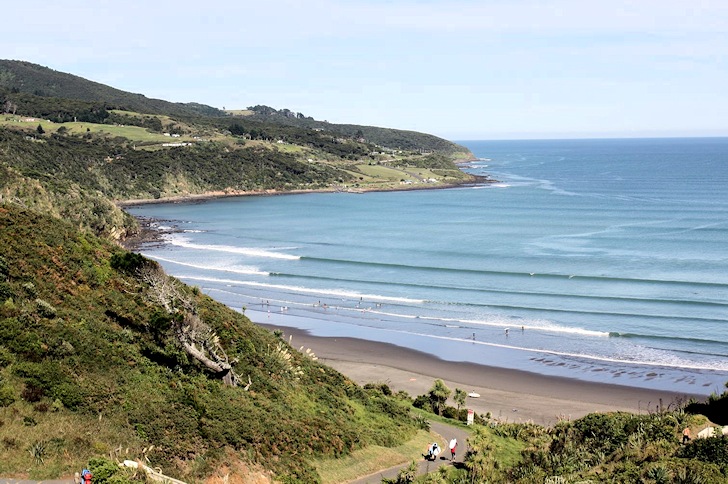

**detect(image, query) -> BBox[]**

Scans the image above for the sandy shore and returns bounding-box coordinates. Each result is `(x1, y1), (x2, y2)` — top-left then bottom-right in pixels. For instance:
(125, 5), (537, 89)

(115, 174), (492, 208)
(260, 323), (699, 427)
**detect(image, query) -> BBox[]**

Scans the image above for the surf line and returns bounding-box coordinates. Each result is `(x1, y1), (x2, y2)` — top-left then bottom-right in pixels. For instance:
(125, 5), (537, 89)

(177, 275), (425, 304)
(362, 327), (728, 372)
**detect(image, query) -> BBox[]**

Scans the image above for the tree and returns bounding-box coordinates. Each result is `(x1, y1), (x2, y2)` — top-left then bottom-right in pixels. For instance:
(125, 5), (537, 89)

(36, 124), (44, 134)
(454, 388), (467, 412)
(428, 379), (451, 416)
(139, 264), (243, 387)
(464, 427), (497, 482)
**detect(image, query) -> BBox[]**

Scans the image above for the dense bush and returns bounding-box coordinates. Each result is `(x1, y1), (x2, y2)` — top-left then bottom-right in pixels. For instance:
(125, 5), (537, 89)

(0, 383), (16, 406)
(110, 252), (148, 274)
(686, 385), (728, 425)
(679, 435), (728, 465)
(0, 205), (418, 481)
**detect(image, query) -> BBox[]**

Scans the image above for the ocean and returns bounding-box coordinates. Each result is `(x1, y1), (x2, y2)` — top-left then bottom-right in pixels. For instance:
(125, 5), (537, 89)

(126, 138), (728, 395)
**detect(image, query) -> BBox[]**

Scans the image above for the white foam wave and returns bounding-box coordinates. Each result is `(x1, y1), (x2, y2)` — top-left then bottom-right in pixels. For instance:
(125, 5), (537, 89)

(164, 234), (300, 260)
(383, 329), (728, 372)
(141, 254), (269, 276)
(416, 314), (609, 337)
(177, 276), (425, 304)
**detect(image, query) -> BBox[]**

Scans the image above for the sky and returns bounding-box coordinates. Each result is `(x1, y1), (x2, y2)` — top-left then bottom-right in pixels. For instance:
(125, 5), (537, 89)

(5, 0), (728, 140)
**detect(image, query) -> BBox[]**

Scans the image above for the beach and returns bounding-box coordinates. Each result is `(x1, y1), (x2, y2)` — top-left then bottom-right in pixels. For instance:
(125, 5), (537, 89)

(260, 323), (699, 427)
(124, 138), (728, 417)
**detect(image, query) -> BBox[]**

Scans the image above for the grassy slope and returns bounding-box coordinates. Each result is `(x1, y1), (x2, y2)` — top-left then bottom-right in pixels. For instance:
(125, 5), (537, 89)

(0, 205), (418, 482)
(0, 60), (475, 159)
(0, 60), (224, 117)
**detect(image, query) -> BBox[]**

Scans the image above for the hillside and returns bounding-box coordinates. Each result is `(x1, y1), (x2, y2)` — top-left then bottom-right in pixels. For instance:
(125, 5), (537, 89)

(0, 60), (474, 157)
(236, 105), (470, 156)
(0, 60), (481, 244)
(0, 60), (223, 118)
(0, 205), (419, 482)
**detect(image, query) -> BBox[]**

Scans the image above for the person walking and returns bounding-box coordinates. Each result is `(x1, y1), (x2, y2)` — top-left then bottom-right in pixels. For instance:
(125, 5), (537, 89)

(81, 468), (93, 484)
(449, 438), (457, 461)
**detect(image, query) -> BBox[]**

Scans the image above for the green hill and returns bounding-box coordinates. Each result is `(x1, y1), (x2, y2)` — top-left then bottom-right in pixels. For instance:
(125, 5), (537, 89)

(0, 205), (418, 482)
(0, 60), (223, 117)
(0, 60), (474, 157)
(239, 104), (471, 156)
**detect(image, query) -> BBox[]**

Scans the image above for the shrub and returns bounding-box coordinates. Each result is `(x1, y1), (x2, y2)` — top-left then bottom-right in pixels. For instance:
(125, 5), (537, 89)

(22, 282), (37, 298)
(21, 383), (44, 402)
(679, 435), (728, 466)
(0, 255), (8, 279)
(0, 384), (16, 406)
(413, 394), (433, 412)
(52, 382), (84, 410)
(51, 398), (64, 412)
(110, 252), (148, 274)
(33, 401), (50, 412)
(28, 439), (46, 463)
(442, 405), (467, 421)
(364, 382), (393, 396)
(0, 282), (13, 300)
(0, 346), (14, 367)
(89, 456), (132, 484)
(35, 298), (57, 318)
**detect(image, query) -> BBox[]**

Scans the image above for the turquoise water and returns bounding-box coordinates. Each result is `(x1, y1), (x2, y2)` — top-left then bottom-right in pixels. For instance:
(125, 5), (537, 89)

(127, 138), (728, 394)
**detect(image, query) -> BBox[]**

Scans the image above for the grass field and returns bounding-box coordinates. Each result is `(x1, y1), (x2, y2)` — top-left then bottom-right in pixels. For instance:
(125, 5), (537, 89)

(0, 401), (144, 480)
(1, 114), (471, 189)
(314, 429), (435, 484)
(224, 109), (254, 116)
(0, 116), (193, 143)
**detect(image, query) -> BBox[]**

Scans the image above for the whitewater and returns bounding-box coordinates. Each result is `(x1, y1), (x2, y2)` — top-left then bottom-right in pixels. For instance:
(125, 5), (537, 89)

(126, 138), (728, 394)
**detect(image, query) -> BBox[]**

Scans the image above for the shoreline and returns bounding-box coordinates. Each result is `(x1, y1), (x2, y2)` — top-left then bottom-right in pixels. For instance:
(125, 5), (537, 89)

(118, 175), (493, 250)
(115, 170), (492, 208)
(259, 322), (700, 427)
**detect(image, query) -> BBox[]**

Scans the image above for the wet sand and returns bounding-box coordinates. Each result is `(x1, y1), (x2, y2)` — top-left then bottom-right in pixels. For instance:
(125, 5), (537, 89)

(261, 323), (699, 427)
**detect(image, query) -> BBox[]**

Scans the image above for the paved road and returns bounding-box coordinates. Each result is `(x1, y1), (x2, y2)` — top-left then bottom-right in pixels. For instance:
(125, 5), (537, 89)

(349, 421), (470, 483)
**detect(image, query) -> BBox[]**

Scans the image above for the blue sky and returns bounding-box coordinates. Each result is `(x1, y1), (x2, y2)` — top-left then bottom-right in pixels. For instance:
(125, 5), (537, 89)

(5, 0), (728, 140)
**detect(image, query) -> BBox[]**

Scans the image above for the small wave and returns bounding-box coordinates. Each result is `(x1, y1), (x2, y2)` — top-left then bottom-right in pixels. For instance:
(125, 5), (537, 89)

(448, 300), (728, 324)
(609, 332), (728, 347)
(141, 254), (269, 276)
(299, 256), (728, 288)
(355, 308), (609, 338)
(437, 316), (608, 337)
(384, 330), (728, 372)
(177, 275), (424, 304)
(165, 234), (300, 260)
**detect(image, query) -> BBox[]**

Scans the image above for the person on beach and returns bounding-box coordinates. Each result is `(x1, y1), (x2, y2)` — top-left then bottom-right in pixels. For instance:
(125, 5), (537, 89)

(682, 426), (691, 443)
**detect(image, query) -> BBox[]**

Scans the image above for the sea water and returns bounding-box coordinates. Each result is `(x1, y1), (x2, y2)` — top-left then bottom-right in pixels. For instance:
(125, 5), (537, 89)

(126, 138), (728, 395)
